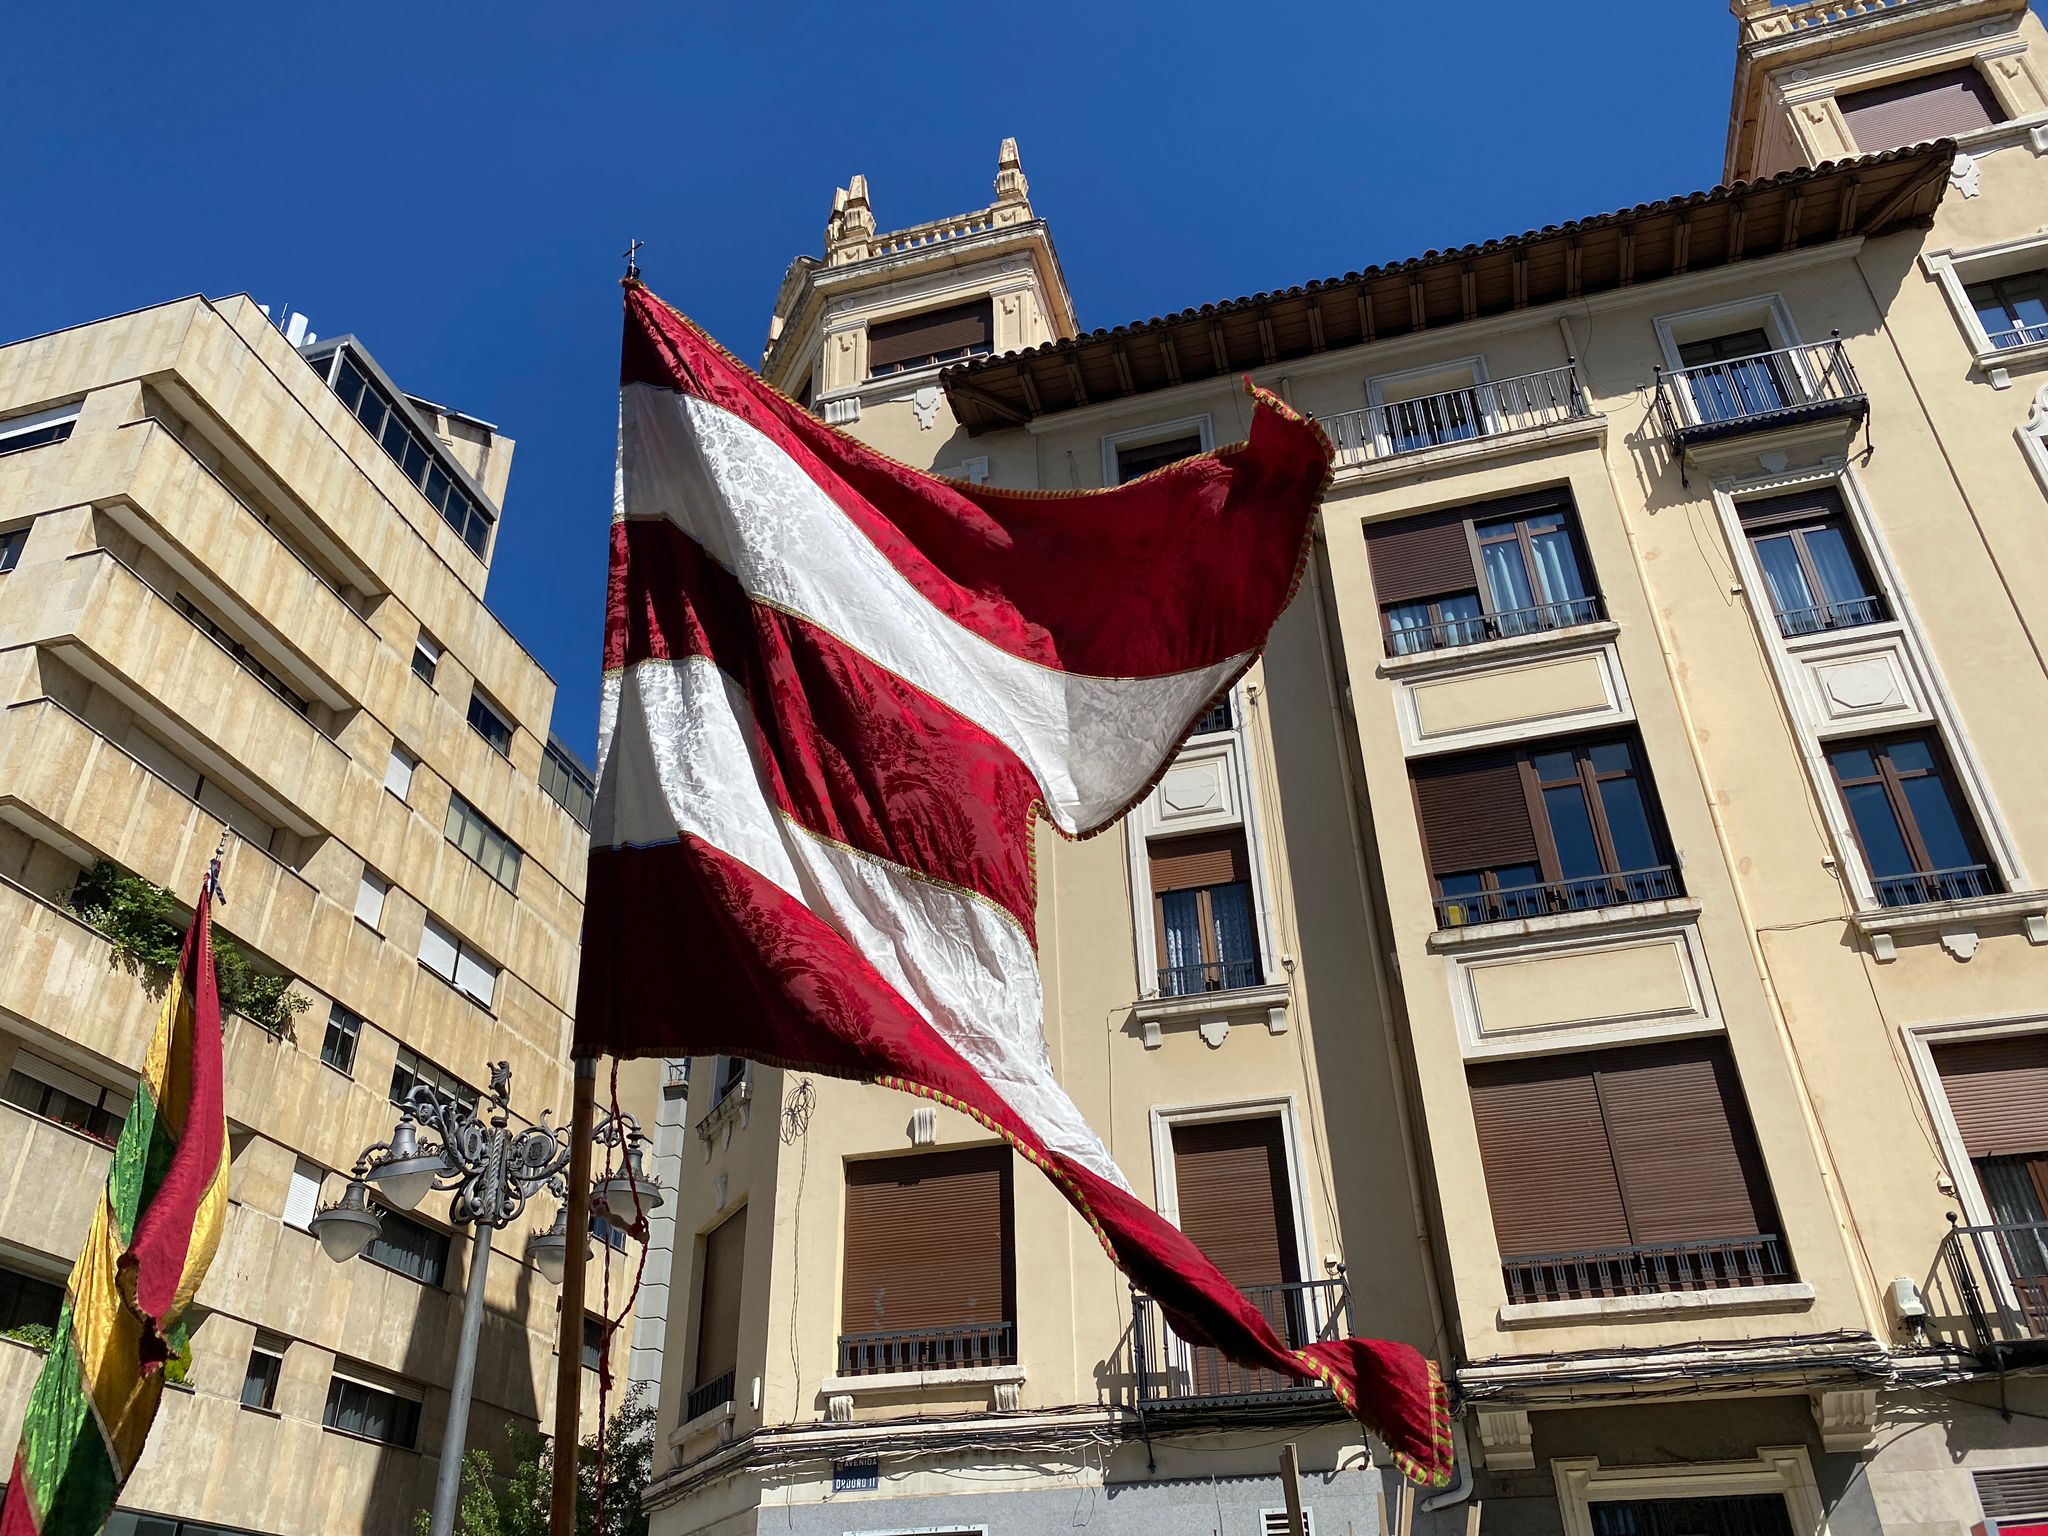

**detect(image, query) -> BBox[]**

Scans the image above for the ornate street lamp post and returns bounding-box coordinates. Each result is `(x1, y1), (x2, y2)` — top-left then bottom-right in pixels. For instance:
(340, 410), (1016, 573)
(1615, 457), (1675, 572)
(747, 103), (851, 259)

(311, 1062), (661, 1536)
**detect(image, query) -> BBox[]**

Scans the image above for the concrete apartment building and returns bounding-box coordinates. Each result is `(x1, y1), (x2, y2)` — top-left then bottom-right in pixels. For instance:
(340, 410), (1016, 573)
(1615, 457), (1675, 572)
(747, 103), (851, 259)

(0, 296), (660, 1533)
(642, 3), (2048, 1535)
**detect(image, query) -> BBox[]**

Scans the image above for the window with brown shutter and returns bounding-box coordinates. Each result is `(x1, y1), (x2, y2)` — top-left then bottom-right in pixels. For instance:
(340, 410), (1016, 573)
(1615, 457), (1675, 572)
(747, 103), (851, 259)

(1170, 1116), (1310, 1388)
(1739, 485), (1888, 638)
(867, 299), (994, 377)
(1838, 67), (2003, 154)
(1469, 1038), (1789, 1303)
(839, 1146), (1015, 1374)
(1148, 831), (1263, 997)
(1932, 1036), (2048, 1297)
(692, 1207), (746, 1406)
(1366, 490), (1600, 655)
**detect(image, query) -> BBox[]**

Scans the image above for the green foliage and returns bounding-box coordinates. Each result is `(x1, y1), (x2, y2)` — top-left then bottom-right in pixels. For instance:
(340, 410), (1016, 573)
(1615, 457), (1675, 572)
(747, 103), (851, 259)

(412, 1386), (655, 1536)
(68, 860), (309, 1039)
(0, 1323), (54, 1351)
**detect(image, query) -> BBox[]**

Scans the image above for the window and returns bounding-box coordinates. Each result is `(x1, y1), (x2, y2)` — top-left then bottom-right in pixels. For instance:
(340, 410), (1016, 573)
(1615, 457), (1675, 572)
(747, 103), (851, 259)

(1740, 486), (1887, 637)
(0, 403), (79, 458)
(0, 1264), (64, 1335)
(1975, 1467), (2048, 1536)
(354, 869), (388, 928)
(1933, 1036), (2048, 1300)
(320, 1002), (363, 1076)
(540, 736), (595, 829)
(840, 1148), (1015, 1375)
(362, 1208), (450, 1287)
(1191, 695), (1234, 735)
(411, 633), (440, 686)
(1262, 1512), (1319, 1536)
(418, 915), (498, 1009)
(240, 1345), (283, 1411)
(1412, 734), (1678, 926)
(690, 1207), (746, 1419)
(466, 690), (513, 757)
(173, 595), (311, 717)
(384, 745), (416, 800)
(592, 1214), (630, 1253)
(581, 1314), (606, 1373)
(445, 793), (523, 891)
(866, 299), (993, 378)
(283, 1158), (325, 1231)
(715, 1054), (747, 1104)
(1966, 270), (2048, 352)
(1838, 65), (2004, 154)
(317, 347), (495, 558)
(323, 1370), (422, 1449)
(1589, 1496), (1795, 1536)
(2, 1051), (132, 1145)
(1115, 433), (1204, 484)
(0, 525), (27, 573)
(1825, 734), (1997, 907)
(1367, 491), (1600, 656)
(1674, 329), (1791, 424)
(389, 1046), (478, 1114)
(1148, 831), (1263, 997)
(1469, 1038), (1788, 1303)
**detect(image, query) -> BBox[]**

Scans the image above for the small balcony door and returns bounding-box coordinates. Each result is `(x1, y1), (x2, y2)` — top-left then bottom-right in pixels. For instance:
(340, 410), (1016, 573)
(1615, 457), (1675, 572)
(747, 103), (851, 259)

(1933, 1035), (2048, 1333)
(1168, 1115), (1305, 1395)
(1676, 329), (1792, 425)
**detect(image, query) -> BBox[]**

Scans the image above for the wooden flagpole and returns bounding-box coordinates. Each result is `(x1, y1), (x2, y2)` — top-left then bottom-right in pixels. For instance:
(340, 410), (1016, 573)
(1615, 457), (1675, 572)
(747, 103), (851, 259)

(550, 1056), (599, 1534)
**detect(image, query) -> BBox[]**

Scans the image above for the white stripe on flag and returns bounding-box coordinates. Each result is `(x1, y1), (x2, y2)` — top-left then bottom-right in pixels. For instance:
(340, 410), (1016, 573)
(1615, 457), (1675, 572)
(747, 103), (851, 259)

(617, 383), (1245, 834)
(601, 657), (1129, 1189)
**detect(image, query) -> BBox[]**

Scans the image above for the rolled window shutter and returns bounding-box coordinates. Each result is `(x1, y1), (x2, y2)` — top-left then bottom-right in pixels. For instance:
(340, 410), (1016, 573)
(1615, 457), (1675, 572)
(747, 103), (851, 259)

(841, 1146), (1012, 1334)
(1366, 510), (1478, 606)
(1468, 1058), (1630, 1258)
(1148, 830), (1252, 894)
(1737, 484), (1848, 526)
(1410, 753), (1539, 875)
(867, 300), (993, 371)
(1170, 1117), (1300, 1291)
(1838, 67), (2002, 152)
(1597, 1039), (1776, 1244)
(694, 1206), (747, 1388)
(1933, 1036), (2048, 1159)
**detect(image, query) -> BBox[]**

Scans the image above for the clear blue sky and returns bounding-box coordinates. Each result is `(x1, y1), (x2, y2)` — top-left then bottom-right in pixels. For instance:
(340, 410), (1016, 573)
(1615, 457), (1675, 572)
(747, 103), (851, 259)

(6, 3), (2037, 759)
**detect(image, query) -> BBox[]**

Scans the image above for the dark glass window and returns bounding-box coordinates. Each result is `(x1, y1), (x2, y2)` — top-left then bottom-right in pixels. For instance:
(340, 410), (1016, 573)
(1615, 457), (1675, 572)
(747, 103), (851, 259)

(1676, 329), (1790, 423)
(540, 737), (595, 828)
(362, 1209), (450, 1288)
(0, 526), (27, 573)
(319, 351), (494, 559)
(323, 1373), (421, 1448)
(240, 1348), (282, 1410)
(411, 634), (439, 686)
(1148, 832), (1263, 997)
(1115, 433), (1204, 484)
(173, 595), (311, 717)
(467, 691), (513, 757)
(445, 792), (523, 890)
(581, 1315), (605, 1372)
(1966, 271), (2048, 351)
(320, 1003), (362, 1076)
(2, 1054), (130, 1145)
(1744, 499), (1886, 637)
(1590, 1495), (1795, 1536)
(1191, 696), (1234, 735)
(0, 1264), (64, 1334)
(592, 1214), (630, 1253)
(1826, 735), (1998, 906)
(0, 407), (78, 458)
(389, 1046), (477, 1115)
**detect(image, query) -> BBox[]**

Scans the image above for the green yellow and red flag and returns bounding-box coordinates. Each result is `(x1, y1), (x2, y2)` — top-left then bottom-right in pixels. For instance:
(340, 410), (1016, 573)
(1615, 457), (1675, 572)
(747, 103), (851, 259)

(0, 871), (230, 1536)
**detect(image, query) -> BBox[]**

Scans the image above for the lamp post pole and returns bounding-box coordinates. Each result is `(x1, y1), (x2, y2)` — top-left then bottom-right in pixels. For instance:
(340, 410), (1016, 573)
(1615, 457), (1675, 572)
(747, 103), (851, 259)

(311, 1062), (660, 1536)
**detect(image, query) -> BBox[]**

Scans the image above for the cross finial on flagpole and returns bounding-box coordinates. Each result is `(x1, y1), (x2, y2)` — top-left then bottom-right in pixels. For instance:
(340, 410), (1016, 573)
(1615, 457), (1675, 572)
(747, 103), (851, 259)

(622, 238), (643, 282)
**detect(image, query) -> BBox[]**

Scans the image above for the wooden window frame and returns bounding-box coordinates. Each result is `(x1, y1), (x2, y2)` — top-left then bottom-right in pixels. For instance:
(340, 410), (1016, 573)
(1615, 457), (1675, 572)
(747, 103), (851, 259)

(1965, 270), (2048, 338)
(1147, 830), (1264, 995)
(1825, 732), (1991, 886)
(1740, 501), (1887, 632)
(1371, 490), (1598, 652)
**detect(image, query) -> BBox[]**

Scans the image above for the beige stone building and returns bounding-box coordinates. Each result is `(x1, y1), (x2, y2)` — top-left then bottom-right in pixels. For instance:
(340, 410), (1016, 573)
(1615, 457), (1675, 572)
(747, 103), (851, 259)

(0, 296), (661, 1533)
(642, 3), (2048, 1534)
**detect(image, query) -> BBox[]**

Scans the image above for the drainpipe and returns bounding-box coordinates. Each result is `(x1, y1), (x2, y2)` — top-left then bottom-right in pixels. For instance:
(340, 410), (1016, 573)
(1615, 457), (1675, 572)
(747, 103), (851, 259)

(1420, 1419), (1475, 1513)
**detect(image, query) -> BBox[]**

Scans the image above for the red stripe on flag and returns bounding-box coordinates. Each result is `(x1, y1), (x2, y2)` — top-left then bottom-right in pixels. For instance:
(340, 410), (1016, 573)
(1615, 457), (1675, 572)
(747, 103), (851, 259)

(573, 836), (1450, 1482)
(621, 287), (1327, 681)
(607, 517), (1043, 932)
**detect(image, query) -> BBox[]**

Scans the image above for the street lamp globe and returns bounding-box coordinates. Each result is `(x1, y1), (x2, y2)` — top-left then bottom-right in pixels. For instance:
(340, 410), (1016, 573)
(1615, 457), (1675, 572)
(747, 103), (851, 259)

(593, 1141), (664, 1221)
(527, 1203), (586, 1287)
(309, 1173), (382, 1264)
(366, 1117), (444, 1211)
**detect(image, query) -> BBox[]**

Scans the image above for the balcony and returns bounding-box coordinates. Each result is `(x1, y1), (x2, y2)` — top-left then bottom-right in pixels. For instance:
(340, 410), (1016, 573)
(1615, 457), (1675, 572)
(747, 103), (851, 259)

(1435, 867), (1682, 930)
(1874, 864), (2000, 909)
(1772, 594), (1886, 640)
(1157, 957), (1263, 999)
(1130, 1276), (1348, 1408)
(1938, 1216), (2048, 1364)
(1653, 338), (1867, 469)
(683, 1370), (736, 1424)
(1989, 320), (2048, 352)
(1504, 1234), (1794, 1305)
(835, 1321), (1016, 1377)
(1386, 595), (1606, 658)
(1323, 365), (1592, 471)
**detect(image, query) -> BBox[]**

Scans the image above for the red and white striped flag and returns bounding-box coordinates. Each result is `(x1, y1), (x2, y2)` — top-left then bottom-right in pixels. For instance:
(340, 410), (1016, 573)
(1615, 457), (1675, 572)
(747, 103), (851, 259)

(575, 285), (1451, 1483)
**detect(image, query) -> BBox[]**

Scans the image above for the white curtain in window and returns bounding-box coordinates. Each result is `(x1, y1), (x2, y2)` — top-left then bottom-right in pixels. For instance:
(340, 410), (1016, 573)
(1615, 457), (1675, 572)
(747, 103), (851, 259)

(419, 916), (459, 982)
(1208, 883), (1259, 988)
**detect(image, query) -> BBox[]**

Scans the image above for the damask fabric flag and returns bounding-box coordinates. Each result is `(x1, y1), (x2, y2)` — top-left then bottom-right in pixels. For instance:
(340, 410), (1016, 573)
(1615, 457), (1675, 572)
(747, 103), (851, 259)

(1, 878), (230, 1536)
(576, 283), (1452, 1483)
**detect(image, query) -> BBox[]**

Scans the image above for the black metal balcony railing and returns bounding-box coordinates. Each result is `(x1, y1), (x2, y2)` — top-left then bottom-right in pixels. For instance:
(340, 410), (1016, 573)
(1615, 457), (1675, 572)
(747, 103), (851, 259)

(1132, 1276), (1350, 1406)
(1158, 958), (1263, 998)
(1873, 864), (1998, 908)
(1503, 1234), (1793, 1305)
(1322, 364), (1592, 469)
(1940, 1215), (2048, 1360)
(1773, 594), (1886, 639)
(1988, 320), (2048, 351)
(836, 1321), (1016, 1377)
(1385, 595), (1605, 657)
(1434, 867), (1681, 929)
(684, 1369), (736, 1424)
(1653, 337), (1867, 463)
